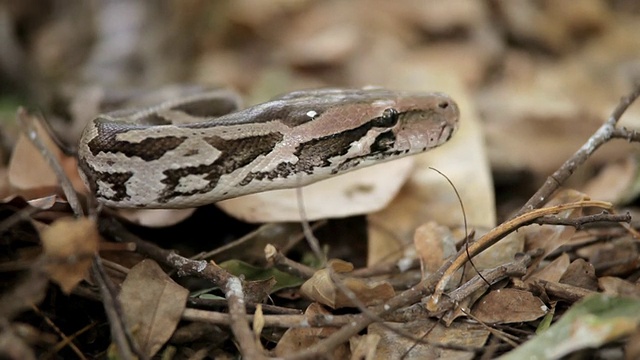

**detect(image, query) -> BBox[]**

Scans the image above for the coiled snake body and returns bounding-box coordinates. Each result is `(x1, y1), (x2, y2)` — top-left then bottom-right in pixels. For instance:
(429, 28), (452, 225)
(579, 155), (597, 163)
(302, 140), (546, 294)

(77, 87), (459, 208)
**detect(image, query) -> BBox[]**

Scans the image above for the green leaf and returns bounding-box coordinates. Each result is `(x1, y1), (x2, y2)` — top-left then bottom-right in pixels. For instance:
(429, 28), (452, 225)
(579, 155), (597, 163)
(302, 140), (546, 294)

(219, 259), (306, 293)
(500, 294), (640, 360)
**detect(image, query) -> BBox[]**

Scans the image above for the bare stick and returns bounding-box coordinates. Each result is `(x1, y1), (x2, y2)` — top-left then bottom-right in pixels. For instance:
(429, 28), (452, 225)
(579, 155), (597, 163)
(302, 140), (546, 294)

(224, 277), (266, 359)
(16, 108), (84, 217)
(515, 83), (640, 217)
(428, 200), (612, 311)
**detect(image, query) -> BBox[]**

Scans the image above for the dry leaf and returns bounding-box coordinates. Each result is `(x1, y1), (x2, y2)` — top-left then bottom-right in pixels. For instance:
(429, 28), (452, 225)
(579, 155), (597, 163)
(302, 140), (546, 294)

(559, 258), (598, 291)
(368, 319), (489, 360)
(40, 217), (99, 294)
(413, 222), (456, 274)
(581, 156), (640, 204)
(599, 277), (640, 298)
(300, 259), (395, 309)
(526, 252), (571, 284)
(350, 334), (381, 360)
(119, 259), (189, 358)
(472, 288), (548, 324)
(274, 303), (349, 358)
(587, 237), (640, 277)
(8, 115), (85, 196)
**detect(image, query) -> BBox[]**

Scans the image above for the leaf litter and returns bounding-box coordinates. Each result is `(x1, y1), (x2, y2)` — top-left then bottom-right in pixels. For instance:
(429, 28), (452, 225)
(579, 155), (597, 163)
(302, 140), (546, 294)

(1, 1), (640, 359)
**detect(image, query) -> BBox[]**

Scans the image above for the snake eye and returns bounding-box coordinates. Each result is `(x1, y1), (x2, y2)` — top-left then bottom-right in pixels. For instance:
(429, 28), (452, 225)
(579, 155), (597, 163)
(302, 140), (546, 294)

(375, 108), (399, 127)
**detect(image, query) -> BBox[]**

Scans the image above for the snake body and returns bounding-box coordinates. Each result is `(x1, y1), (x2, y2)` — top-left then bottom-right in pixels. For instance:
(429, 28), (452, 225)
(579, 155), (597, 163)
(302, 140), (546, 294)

(77, 87), (459, 208)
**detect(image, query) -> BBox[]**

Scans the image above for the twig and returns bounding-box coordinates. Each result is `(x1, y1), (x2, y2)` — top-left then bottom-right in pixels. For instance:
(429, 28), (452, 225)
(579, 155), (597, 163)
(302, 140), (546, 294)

(530, 279), (596, 303)
(296, 187), (327, 266)
(611, 127), (640, 142)
(182, 308), (358, 328)
(427, 200), (612, 311)
(91, 257), (140, 360)
(264, 244), (316, 279)
(533, 212), (631, 228)
(515, 82), (640, 217)
(224, 277), (265, 359)
(16, 108), (84, 217)
(187, 297), (302, 315)
(98, 218), (229, 286)
(437, 251), (536, 310)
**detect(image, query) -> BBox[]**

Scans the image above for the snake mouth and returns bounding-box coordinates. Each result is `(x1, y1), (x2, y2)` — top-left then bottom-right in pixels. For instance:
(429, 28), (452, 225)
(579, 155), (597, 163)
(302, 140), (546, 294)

(333, 150), (406, 174)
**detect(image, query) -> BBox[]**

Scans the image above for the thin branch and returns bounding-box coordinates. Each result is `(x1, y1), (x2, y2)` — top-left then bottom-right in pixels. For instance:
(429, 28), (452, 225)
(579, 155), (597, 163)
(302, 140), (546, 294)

(515, 82), (640, 217)
(428, 200), (612, 312)
(91, 257), (141, 360)
(264, 244), (316, 279)
(611, 127), (640, 142)
(224, 277), (266, 359)
(533, 211), (631, 228)
(16, 108), (84, 217)
(438, 251), (535, 310)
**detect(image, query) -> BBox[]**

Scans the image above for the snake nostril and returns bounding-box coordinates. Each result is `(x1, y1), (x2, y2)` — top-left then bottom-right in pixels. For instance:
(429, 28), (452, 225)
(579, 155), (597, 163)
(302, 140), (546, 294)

(438, 101), (449, 109)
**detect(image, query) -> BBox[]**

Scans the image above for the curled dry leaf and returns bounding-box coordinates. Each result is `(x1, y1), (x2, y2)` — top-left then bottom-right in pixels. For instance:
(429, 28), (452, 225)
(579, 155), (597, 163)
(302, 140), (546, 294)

(119, 259), (189, 358)
(472, 288), (548, 325)
(40, 217), (99, 294)
(300, 259), (395, 309)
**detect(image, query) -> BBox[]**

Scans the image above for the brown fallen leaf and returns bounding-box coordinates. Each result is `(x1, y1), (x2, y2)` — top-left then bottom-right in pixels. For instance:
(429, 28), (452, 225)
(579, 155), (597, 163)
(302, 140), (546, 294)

(599, 276), (640, 299)
(8, 115), (85, 196)
(559, 258), (598, 291)
(274, 303), (349, 358)
(300, 259), (395, 309)
(413, 221), (457, 274)
(368, 318), (489, 360)
(40, 217), (99, 294)
(588, 237), (640, 277)
(118, 259), (189, 358)
(472, 288), (548, 324)
(525, 252), (571, 284)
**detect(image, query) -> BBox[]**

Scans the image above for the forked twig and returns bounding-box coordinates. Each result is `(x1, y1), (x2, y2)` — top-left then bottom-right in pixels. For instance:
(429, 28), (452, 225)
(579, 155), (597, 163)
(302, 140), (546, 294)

(515, 82), (640, 217)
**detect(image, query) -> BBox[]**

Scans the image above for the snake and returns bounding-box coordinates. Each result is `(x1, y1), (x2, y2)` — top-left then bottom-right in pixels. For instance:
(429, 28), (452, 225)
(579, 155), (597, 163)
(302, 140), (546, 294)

(77, 87), (459, 208)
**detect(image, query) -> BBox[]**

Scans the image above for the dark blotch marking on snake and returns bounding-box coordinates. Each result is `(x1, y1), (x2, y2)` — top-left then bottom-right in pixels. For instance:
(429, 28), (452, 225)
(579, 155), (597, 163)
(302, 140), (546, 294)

(92, 169), (134, 202)
(87, 121), (187, 161)
(158, 132), (283, 202)
(240, 113), (401, 184)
